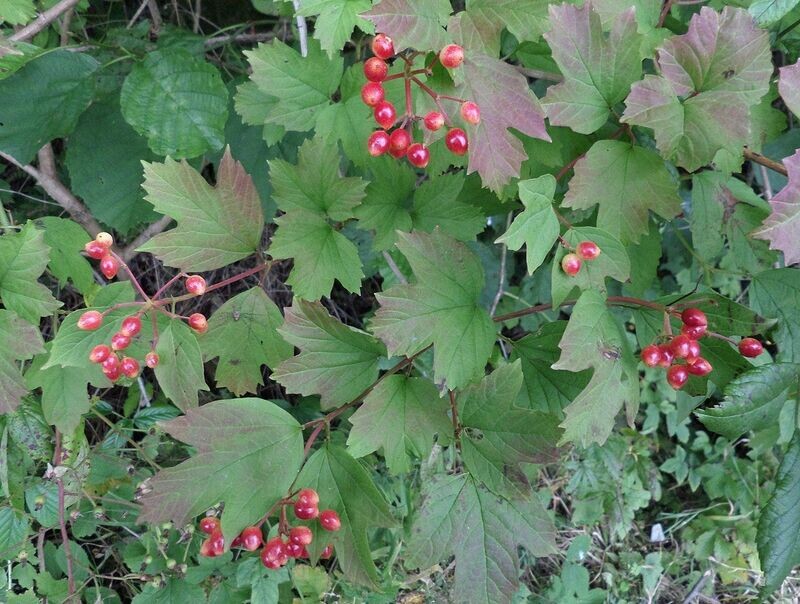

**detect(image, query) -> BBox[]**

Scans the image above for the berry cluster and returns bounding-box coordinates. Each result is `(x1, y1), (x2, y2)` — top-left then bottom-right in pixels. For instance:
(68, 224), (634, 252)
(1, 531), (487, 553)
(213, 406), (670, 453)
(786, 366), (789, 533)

(362, 35), (478, 167)
(561, 241), (601, 276)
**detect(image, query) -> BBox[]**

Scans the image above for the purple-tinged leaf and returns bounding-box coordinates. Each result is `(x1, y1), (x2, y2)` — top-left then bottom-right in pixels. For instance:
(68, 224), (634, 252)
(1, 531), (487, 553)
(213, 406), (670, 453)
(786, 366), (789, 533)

(451, 0), (554, 56)
(361, 0), (451, 52)
(779, 60), (800, 118)
(753, 150), (800, 265)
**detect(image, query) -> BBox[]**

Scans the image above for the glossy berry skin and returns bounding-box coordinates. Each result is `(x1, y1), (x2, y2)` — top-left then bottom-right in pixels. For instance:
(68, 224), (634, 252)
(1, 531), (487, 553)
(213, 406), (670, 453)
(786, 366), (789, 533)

(423, 111), (445, 131)
(670, 334), (693, 359)
(388, 129), (411, 158)
(561, 253), (582, 276)
(208, 530), (225, 556)
(374, 101), (396, 129)
(657, 345), (674, 368)
(99, 255), (120, 279)
(297, 489), (320, 506)
(640, 345), (662, 367)
(320, 544), (334, 559)
(145, 352), (159, 368)
(261, 537), (288, 568)
(681, 308), (707, 327)
(95, 232), (114, 248)
(110, 332), (131, 351)
(364, 57), (388, 82)
(84, 240), (107, 259)
(371, 33), (395, 60)
(439, 44), (464, 68)
(289, 526), (313, 546)
(667, 365), (689, 389)
(101, 355), (120, 372)
(460, 101), (480, 125)
(681, 324), (707, 339)
(239, 526), (263, 552)
(445, 128), (468, 155)
(185, 275), (207, 296)
(294, 502), (319, 520)
(406, 143), (430, 168)
(687, 358), (712, 376)
(103, 364), (122, 382)
(199, 516), (220, 535)
(199, 538), (216, 557)
(577, 241), (601, 260)
(319, 510), (341, 532)
(361, 81), (385, 107)
(285, 542), (304, 558)
(187, 313), (208, 334)
(77, 310), (103, 331)
(89, 345), (111, 364)
(120, 316), (142, 337)
(686, 339), (701, 361)
(739, 337), (764, 358)
(120, 357), (140, 378)
(367, 130), (390, 156)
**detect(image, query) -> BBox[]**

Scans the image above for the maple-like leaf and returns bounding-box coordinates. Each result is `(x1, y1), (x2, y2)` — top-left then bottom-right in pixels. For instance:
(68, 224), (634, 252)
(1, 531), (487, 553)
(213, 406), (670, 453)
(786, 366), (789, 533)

(0, 310), (44, 414)
(621, 7), (772, 171)
(371, 229), (496, 390)
(449, 0), (553, 56)
(542, 4), (642, 134)
(407, 473), (556, 604)
(296, 445), (396, 586)
(138, 398), (304, 546)
(779, 60), (800, 118)
(361, 0), (451, 51)
(273, 300), (386, 410)
(293, 0), (375, 56)
(563, 140), (682, 244)
(752, 150), (800, 265)
(154, 321), (209, 412)
(138, 149), (264, 272)
(202, 287), (293, 396)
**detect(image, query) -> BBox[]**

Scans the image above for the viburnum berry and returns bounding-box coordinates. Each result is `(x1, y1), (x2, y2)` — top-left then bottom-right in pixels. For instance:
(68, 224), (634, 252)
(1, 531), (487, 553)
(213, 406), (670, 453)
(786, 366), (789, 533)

(120, 315), (142, 337)
(121, 357), (140, 378)
(110, 332), (131, 351)
(439, 44), (464, 69)
(687, 358), (713, 376)
(319, 510), (341, 532)
(185, 275), (207, 296)
(681, 323), (707, 339)
(231, 535), (243, 548)
(363, 57), (388, 82)
(208, 530), (225, 556)
(681, 308), (708, 327)
(667, 365), (689, 390)
(445, 128), (468, 155)
(460, 101), (480, 125)
(101, 355), (120, 372)
(361, 81), (385, 107)
(670, 334), (693, 359)
(84, 240), (107, 259)
(199, 516), (220, 535)
(388, 129), (411, 158)
(199, 538), (216, 557)
(95, 232), (114, 248)
(99, 255), (120, 279)
(423, 111), (445, 131)
(187, 313), (208, 334)
(686, 339), (701, 360)
(577, 241), (601, 261)
(77, 310), (103, 330)
(658, 345), (674, 368)
(239, 526), (263, 552)
(103, 364), (122, 382)
(739, 337), (764, 358)
(294, 502), (319, 520)
(89, 344), (111, 364)
(145, 352), (159, 368)
(368, 130), (391, 156)
(640, 345), (662, 367)
(371, 33), (394, 60)
(374, 101), (396, 129)
(297, 489), (320, 506)
(260, 537), (288, 568)
(320, 544), (334, 559)
(406, 143), (430, 168)
(289, 526), (313, 546)
(285, 541), (304, 558)
(561, 253), (582, 276)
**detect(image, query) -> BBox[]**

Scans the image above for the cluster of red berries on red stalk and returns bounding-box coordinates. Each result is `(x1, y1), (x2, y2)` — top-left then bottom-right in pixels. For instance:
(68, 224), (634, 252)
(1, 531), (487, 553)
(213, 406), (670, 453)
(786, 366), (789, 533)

(561, 241), (601, 276)
(197, 489), (340, 570)
(362, 35), (478, 167)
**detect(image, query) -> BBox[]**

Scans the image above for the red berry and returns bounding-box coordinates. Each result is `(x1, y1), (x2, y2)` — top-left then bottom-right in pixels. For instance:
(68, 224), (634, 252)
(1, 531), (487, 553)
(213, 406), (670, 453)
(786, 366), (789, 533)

(374, 101), (396, 129)
(294, 502), (319, 520)
(185, 275), (207, 296)
(77, 310), (103, 331)
(363, 57), (388, 82)
(368, 130), (391, 156)
(640, 345), (662, 367)
(260, 537), (288, 568)
(371, 33), (395, 60)
(298, 546), (310, 558)
(101, 355), (120, 372)
(297, 489), (320, 506)
(199, 538), (216, 557)
(120, 357), (140, 378)
(84, 240), (107, 259)
(577, 241), (601, 261)
(667, 365), (689, 389)
(208, 530), (225, 556)
(103, 364), (122, 382)
(285, 541), (304, 557)
(89, 344), (111, 364)
(681, 324), (707, 339)
(439, 44), (464, 69)
(681, 308), (707, 327)
(670, 334), (692, 359)
(145, 352), (159, 368)
(388, 129), (412, 158)
(658, 345), (674, 368)
(361, 81), (385, 107)
(406, 143), (430, 168)
(95, 232), (114, 248)
(423, 111), (445, 131)
(460, 101), (480, 125)
(320, 544), (334, 559)
(239, 526), (263, 552)
(739, 337), (764, 358)
(319, 510), (341, 532)
(231, 535), (243, 548)
(561, 253), (582, 276)
(289, 526), (313, 546)
(187, 313), (208, 334)
(110, 332), (131, 351)
(444, 128), (468, 155)
(686, 339), (701, 360)
(99, 255), (119, 280)
(687, 358), (712, 376)
(120, 316), (142, 337)
(199, 516), (220, 535)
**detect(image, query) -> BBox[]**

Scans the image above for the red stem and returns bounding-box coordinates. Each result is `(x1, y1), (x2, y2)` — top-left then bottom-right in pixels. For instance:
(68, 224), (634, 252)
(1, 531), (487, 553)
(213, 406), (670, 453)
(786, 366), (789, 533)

(109, 250), (151, 302)
(410, 76), (453, 125)
(152, 271), (187, 300)
(153, 262), (270, 308)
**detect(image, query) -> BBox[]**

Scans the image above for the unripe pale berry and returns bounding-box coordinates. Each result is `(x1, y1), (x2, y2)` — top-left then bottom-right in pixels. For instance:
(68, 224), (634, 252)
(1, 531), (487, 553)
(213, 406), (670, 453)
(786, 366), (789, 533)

(84, 240), (107, 259)
(388, 129), (412, 158)
(374, 101), (396, 129)
(95, 232), (114, 248)
(361, 81), (385, 107)
(364, 57), (388, 82)
(99, 255), (119, 279)
(368, 130), (391, 156)
(407, 143), (430, 168)
(199, 516), (220, 535)
(460, 101), (480, 125)
(681, 308), (707, 327)
(371, 33), (395, 60)
(77, 310), (103, 330)
(561, 253), (582, 276)
(111, 332), (131, 351)
(188, 313), (208, 334)
(640, 344), (661, 367)
(121, 357), (140, 378)
(439, 44), (464, 69)
(445, 128), (468, 155)
(577, 241), (601, 260)
(739, 337), (764, 358)
(667, 365), (689, 389)
(145, 352), (159, 368)
(89, 344), (111, 364)
(120, 316), (142, 337)
(319, 509), (341, 531)
(423, 111), (445, 131)
(185, 275), (207, 296)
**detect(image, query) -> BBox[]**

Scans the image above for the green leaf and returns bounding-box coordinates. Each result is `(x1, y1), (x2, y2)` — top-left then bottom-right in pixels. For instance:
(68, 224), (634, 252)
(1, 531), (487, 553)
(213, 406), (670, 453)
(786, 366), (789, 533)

(273, 300), (385, 410)
(138, 398), (304, 545)
(459, 361), (561, 495)
(242, 39), (342, 133)
(0, 507), (29, 560)
(749, 0), (800, 27)
(362, 0), (451, 51)
(454, 0), (553, 56)
(0, 50), (98, 163)
(233, 80), (286, 146)
(621, 7), (772, 171)
(347, 375), (451, 473)
(696, 363), (799, 439)
(410, 173), (485, 242)
(0, 222), (62, 323)
(0, 310), (44, 415)
(120, 49), (228, 158)
(496, 175), (559, 274)
(202, 288), (293, 396)
(0, 0), (35, 25)
(751, 268), (800, 362)
(406, 474), (556, 603)
(269, 211), (364, 300)
(371, 229), (496, 390)
(138, 149), (264, 271)
(562, 140), (682, 244)
(315, 90), (374, 168)
(35, 217), (94, 294)
(291, 565), (331, 601)
(542, 4), (642, 134)
(296, 445), (396, 586)
(689, 171), (727, 261)
(757, 432), (800, 595)
(294, 0), (374, 56)
(592, 0), (660, 32)
(752, 150), (800, 266)
(132, 578), (207, 604)
(663, 292), (775, 337)
(154, 320), (208, 412)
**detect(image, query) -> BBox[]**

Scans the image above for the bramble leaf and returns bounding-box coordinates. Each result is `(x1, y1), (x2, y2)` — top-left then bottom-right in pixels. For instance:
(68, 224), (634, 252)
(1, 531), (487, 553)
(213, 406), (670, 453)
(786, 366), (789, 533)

(752, 150), (800, 266)
(154, 321), (209, 412)
(293, 0), (375, 56)
(0, 310), (44, 415)
(361, 0), (451, 51)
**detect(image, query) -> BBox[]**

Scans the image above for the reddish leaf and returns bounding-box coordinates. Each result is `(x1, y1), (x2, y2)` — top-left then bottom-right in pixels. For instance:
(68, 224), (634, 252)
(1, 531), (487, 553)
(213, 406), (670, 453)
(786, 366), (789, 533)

(753, 150), (800, 265)
(361, 0), (451, 52)
(779, 60), (800, 118)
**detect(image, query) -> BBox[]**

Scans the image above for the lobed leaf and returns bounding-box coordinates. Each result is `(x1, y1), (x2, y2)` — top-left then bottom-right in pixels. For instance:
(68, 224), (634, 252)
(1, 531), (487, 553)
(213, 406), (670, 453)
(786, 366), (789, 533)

(752, 150), (800, 266)
(294, 0), (375, 56)
(154, 321), (209, 412)
(750, 269), (800, 362)
(361, 0), (451, 51)
(0, 310), (44, 415)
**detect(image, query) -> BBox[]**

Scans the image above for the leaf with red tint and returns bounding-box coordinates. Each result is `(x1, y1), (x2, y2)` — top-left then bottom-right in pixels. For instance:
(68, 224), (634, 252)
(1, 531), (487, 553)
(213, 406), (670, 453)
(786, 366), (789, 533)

(753, 150), (800, 266)
(361, 0), (450, 52)
(778, 60), (800, 118)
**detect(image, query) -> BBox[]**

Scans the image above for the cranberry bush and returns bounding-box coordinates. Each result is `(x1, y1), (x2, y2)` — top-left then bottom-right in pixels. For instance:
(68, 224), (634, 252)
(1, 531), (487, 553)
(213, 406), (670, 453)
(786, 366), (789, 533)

(2, 0), (800, 601)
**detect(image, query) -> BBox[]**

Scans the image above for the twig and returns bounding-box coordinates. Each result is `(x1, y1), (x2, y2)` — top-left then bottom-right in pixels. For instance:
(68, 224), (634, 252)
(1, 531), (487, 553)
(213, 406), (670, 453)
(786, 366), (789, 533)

(743, 148), (788, 177)
(59, 7), (73, 46)
(146, 0), (162, 33)
(121, 216), (172, 262)
(657, 0), (676, 27)
(489, 213), (512, 317)
(382, 251), (408, 284)
(681, 569), (714, 604)
(9, 0), (82, 42)
(513, 65), (564, 82)
(759, 165), (773, 200)
(126, 0), (150, 28)
(292, 0), (308, 57)
(57, 477), (76, 598)
(449, 390), (460, 448)
(204, 32), (276, 49)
